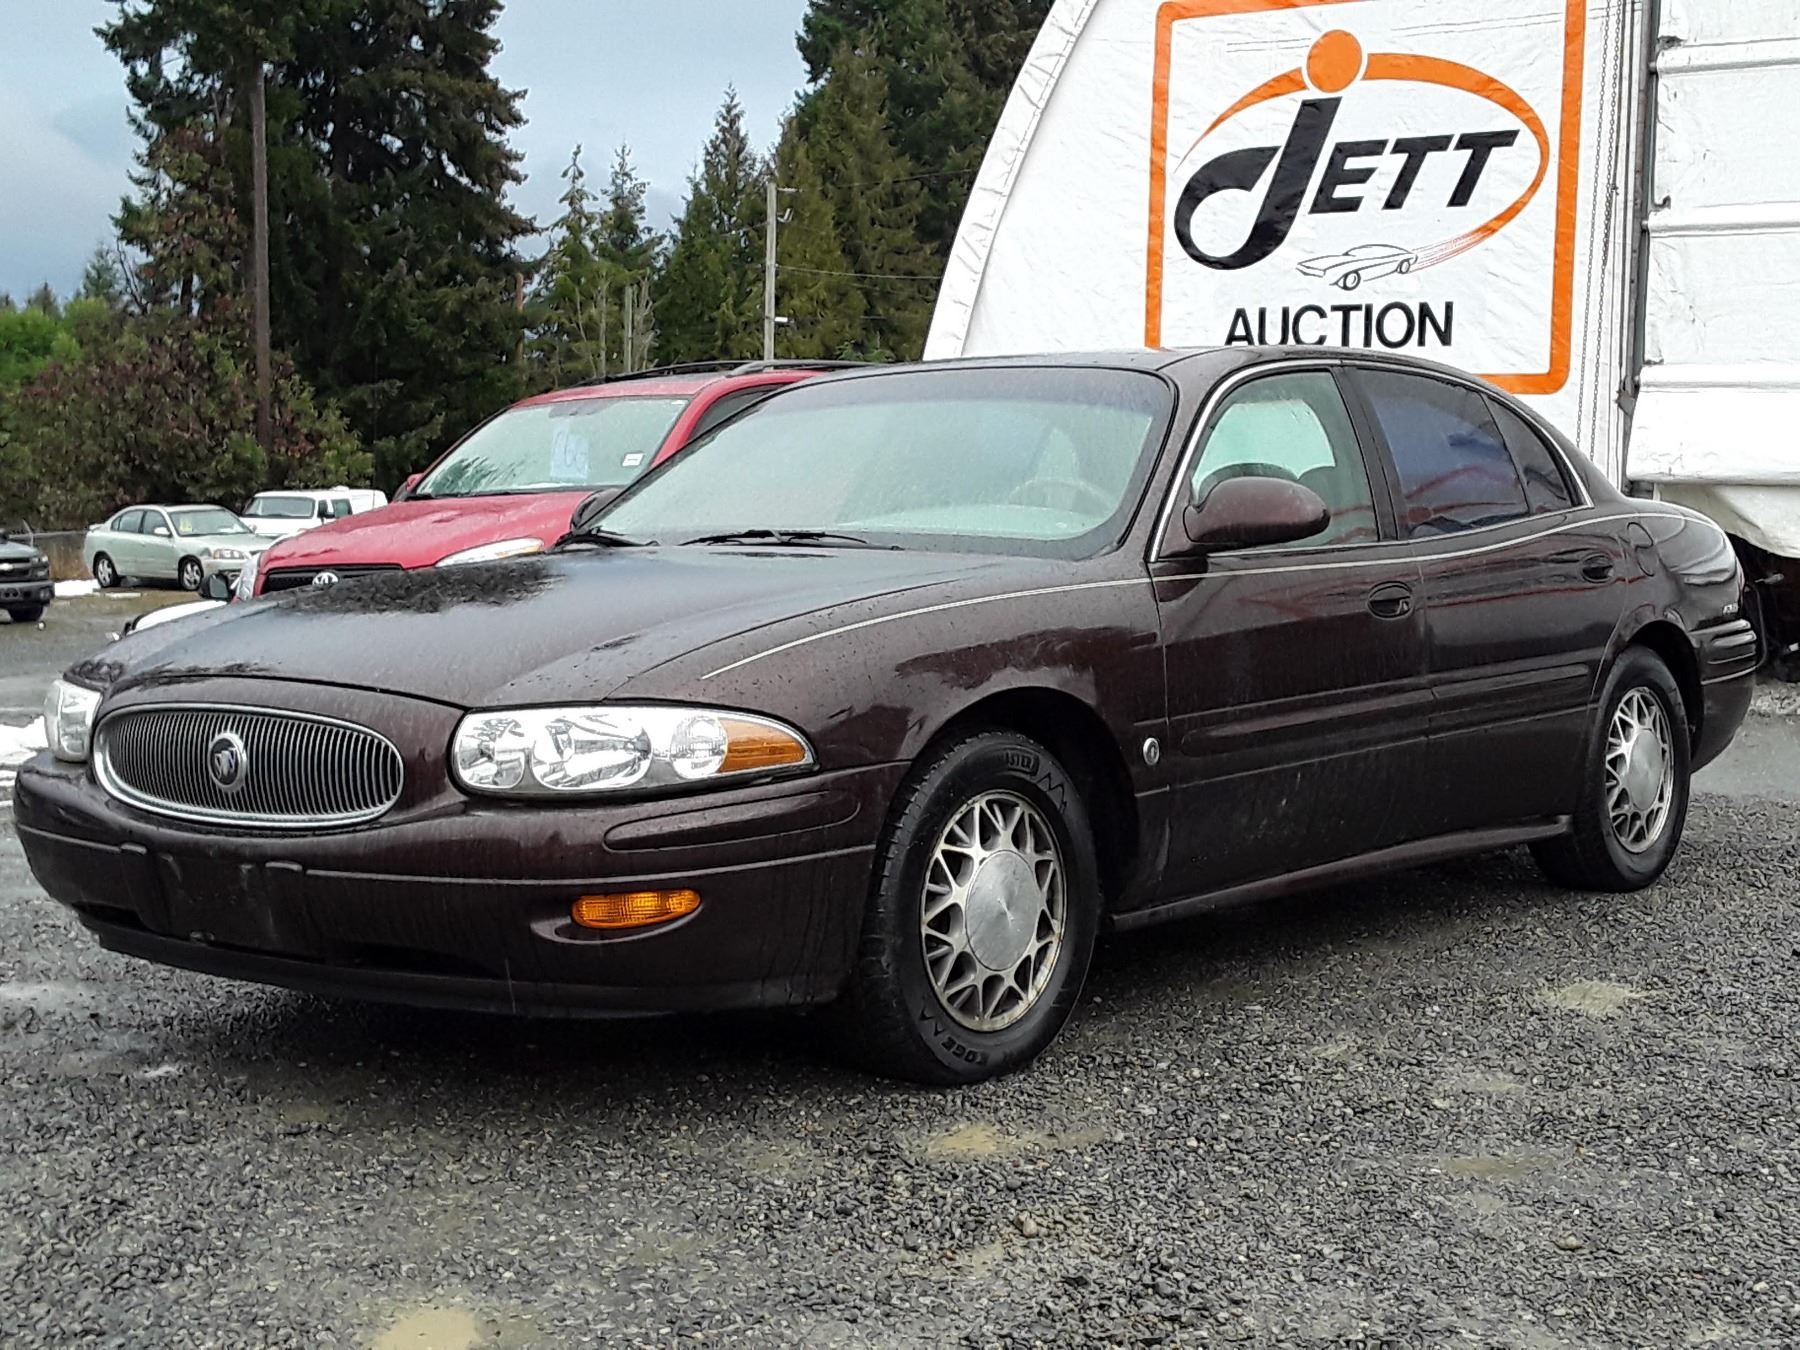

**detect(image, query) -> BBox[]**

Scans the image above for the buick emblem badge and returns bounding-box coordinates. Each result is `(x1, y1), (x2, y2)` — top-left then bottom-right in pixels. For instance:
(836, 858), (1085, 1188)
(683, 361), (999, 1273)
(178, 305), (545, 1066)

(207, 731), (249, 793)
(311, 571), (341, 589)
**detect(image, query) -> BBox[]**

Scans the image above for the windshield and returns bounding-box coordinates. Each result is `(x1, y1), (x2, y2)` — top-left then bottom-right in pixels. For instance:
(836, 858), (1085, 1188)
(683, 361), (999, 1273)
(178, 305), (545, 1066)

(170, 508), (251, 537)
(245, 496), (315, 519)
(600, 368), (1172, 558)
(418, 396), (690, 499)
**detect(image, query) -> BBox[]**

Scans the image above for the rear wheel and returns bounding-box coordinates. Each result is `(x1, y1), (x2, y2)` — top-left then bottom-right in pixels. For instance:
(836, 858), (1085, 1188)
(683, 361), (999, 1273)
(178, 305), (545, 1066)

(834, 730), (1100, 1085)
(1532, 647), (1691, 891)
(178, 557), (204, 592)
(6, 605), (44, 624)
(92, 554), (117, 589)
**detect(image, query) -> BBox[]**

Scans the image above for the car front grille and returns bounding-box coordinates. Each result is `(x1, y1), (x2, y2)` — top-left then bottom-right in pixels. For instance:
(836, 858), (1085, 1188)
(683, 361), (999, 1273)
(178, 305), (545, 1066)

(262, 563), (403, 593)
(94, 706), (405, 829)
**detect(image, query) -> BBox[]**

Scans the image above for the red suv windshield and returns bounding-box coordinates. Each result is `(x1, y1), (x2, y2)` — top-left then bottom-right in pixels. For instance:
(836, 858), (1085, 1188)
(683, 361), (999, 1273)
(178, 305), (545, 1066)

(416, 395), (691, 499)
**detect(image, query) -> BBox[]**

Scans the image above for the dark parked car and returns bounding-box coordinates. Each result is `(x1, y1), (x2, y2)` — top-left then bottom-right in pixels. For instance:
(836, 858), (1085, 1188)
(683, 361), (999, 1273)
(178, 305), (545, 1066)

(16, 351), (1758, 1083)
(0, 529), (53, 623)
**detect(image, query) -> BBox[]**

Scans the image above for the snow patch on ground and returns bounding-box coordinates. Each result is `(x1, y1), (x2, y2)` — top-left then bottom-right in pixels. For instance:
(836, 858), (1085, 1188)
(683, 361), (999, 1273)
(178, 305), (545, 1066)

(0, 719), (46, 766)
(53, 579), (99, 598)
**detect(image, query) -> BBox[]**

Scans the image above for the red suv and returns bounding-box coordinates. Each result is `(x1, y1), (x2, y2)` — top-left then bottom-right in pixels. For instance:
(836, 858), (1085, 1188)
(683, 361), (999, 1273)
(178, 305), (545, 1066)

(240, 362), (845, 597)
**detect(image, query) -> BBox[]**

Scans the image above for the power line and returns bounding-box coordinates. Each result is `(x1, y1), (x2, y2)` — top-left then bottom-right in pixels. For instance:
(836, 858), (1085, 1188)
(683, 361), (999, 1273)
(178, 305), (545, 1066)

(779, 264), (944, 283)
(811, 167), (979, 192)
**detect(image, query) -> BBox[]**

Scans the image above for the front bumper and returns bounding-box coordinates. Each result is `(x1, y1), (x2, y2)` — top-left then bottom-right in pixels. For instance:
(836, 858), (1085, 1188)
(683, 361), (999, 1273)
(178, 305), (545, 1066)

(0, 580), (53, 607)
(14, 753), (902, 1016)
(200, 556), (259, 580)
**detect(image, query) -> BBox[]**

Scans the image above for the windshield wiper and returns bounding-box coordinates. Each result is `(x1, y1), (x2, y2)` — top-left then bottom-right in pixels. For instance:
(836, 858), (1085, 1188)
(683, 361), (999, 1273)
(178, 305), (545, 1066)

(682, 529), (896, 550)
(555, 527), (653, 551)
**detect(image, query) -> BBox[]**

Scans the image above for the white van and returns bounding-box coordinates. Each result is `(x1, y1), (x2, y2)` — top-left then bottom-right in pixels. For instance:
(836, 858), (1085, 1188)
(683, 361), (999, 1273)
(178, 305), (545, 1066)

(240, 488), (389, 539)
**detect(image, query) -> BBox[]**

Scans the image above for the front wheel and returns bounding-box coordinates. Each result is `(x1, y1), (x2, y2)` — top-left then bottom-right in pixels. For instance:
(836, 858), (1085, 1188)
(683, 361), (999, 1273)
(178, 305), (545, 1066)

(178, 557), (204, 592)
(834, 730), (1101, 1085)
(6, 606), (45, 624)
(1532, 647), (1691, 892)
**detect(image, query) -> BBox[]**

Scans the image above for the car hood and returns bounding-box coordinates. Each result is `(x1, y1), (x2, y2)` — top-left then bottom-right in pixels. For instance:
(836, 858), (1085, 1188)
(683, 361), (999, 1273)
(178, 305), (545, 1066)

(98, 548), (1023, 708)
(0, 539), (41, 562)
(259, 491), (600, 573)
(182, 533), (270, 553)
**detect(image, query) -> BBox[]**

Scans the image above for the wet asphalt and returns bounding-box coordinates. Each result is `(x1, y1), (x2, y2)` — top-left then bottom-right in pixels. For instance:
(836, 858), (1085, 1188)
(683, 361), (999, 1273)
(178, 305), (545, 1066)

(2, 593), (1798, 1348)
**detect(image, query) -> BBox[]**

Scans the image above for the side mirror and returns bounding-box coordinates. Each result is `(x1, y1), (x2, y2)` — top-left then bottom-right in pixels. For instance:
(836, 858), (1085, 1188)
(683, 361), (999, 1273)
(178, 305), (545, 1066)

(394, 473), (424, 502)
(1179, 476), (1331, 553)
(199, 573), (233, 602)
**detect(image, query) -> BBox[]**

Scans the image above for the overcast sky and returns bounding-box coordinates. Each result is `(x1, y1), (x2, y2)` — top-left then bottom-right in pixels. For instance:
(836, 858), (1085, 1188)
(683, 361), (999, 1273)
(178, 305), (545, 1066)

(0, 0), (812, 301)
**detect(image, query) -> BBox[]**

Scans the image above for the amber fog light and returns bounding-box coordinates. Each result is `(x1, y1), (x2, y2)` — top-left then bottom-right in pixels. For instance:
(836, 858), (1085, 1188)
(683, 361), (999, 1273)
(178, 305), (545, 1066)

(572, 890), (702, 932)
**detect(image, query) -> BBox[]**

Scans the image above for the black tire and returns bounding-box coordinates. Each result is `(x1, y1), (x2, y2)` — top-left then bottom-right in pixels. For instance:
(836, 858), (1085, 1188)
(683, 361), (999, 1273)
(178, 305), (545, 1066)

(1340, 270), (1362, 292)
(178, 557), (204, 592)
(6, 605), (45, 624)
(1532, 647), (1691, 892)
(92, 553), (118, 589)
(833, 730), (1101, 1085)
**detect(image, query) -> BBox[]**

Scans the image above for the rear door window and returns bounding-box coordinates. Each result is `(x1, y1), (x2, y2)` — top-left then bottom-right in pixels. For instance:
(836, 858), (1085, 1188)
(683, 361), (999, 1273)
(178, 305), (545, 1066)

(1355, 371), (1529, 537)
(1488, 401), (1577, 514)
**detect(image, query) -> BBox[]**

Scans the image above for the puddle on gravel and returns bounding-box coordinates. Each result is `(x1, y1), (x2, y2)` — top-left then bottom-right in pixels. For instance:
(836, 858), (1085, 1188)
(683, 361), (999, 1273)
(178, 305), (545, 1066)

(371, 1307), (483, 1350)
(1433, 1153), (1562, 1180)
(1537, 980), (1646, 1020)
(924, 1122), (1106, 1161)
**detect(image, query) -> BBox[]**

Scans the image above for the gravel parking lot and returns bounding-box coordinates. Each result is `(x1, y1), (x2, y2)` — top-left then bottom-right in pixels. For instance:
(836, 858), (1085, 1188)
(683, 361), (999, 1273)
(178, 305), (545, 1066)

(3, 593), (1797, 1348)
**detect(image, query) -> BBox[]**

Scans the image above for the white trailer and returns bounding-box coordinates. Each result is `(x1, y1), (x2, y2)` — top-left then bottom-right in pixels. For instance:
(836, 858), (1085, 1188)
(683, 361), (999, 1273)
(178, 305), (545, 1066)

(928, 0), (1800, 674)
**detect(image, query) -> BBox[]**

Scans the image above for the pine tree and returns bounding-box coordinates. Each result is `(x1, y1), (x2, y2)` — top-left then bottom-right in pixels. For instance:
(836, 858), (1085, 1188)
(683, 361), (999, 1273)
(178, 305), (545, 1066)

(25, 285), (60, 319)
(533, 145), (611, 386)
(802, 46), (940, 358)
(656, 92), (768, 364)
(797, 0), (1050, 258)
(598, 147), (662, 372)
(104, 0), (534, 487)
(77, 248), (127, 308)
(769, 121), (863, 359)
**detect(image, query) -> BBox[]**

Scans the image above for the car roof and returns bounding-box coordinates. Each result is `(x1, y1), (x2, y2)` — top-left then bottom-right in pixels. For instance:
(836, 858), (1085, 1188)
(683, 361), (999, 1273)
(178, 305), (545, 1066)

(802, 347), (1511, 386)
(513, 361), (869, 411)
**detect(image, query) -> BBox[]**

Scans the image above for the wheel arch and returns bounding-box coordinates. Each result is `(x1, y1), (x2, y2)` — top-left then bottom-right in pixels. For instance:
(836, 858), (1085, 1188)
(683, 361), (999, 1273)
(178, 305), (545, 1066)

(1610, 614), (1703, 748)
(932, 687), (1146, 913)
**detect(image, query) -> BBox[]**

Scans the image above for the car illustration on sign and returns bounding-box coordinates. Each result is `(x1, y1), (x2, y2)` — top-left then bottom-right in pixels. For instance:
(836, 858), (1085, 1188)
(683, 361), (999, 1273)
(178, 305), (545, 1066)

(1297, 244), (1420, 291)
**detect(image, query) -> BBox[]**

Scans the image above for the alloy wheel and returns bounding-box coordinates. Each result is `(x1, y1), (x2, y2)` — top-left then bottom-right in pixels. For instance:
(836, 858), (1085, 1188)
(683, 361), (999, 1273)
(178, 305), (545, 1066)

(919, 790), (1066, 1033)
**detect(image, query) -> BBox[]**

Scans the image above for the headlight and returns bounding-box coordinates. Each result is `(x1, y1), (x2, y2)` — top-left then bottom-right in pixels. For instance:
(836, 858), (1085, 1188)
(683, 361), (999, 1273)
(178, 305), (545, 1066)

(233, 551), (261, 601)
(203, 547), (247, 561)
(437, 538), (546, 568)
(451, 705), (814, 798)
(29, 556), (49, 579)
(43, 679), (102, 763)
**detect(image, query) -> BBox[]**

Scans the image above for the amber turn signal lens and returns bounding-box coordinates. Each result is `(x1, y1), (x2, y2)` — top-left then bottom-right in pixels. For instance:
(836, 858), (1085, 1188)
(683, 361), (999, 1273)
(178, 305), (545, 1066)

(572, 890), (702, 932)
(718, 718), (811, 775)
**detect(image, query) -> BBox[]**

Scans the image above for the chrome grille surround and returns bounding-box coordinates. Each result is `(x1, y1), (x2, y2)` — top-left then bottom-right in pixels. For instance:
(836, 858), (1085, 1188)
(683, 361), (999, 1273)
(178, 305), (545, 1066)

(94, 704), (405, 830)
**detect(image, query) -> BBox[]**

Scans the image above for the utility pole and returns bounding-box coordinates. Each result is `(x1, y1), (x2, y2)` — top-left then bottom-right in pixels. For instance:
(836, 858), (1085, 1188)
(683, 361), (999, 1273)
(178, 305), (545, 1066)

(764, 178), (780, 362)
(623, 283), (637, 376)
(249, 62), (273, 455)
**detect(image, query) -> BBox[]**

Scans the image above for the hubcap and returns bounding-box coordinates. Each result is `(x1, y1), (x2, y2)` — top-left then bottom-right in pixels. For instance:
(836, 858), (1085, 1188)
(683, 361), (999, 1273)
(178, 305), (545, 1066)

(1605, 688), (1675, 854)
(920, 791), (1066, 1033)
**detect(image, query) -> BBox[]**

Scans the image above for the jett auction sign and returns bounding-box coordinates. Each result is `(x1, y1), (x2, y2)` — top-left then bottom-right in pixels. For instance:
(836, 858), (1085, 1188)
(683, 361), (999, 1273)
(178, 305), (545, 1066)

(1148, 0), (1584, 392)
(932, 0), (1605, 402)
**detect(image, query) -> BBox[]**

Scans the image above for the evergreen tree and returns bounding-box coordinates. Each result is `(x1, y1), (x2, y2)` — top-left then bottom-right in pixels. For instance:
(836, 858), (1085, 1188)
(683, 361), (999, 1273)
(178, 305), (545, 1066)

(104, 0), (534, 487)
(769, 121), (863, 359)
(802, 46), (939, 358)
(599, 147), (661, 371)
(77, 248), (127, 308)
(797, 0), (1050, 258)
(25, 285), (60, 319)
(656, 92), (767, 364)
(532, 145), (611, 386)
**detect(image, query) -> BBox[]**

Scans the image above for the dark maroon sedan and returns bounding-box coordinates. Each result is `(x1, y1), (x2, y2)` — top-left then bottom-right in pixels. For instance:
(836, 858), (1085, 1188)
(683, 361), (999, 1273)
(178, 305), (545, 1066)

(17, 351), (1757, 1083)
